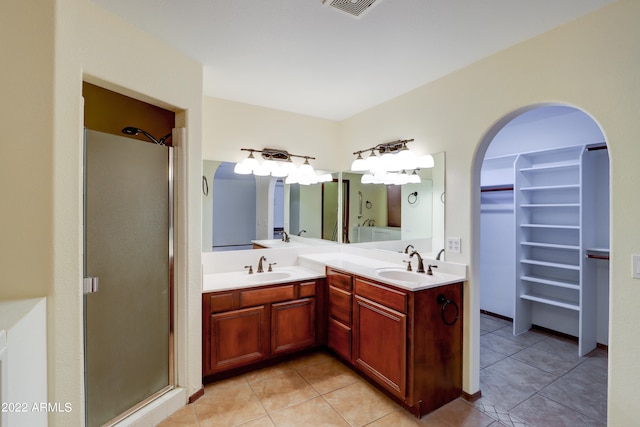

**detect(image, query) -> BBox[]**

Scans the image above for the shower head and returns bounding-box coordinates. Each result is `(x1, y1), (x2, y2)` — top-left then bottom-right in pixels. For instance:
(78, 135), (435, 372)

(121, 127), (171, 146)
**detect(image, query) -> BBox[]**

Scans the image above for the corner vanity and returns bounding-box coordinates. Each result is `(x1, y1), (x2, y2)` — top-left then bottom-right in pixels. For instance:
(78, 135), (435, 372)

(202, 251), (466, 418)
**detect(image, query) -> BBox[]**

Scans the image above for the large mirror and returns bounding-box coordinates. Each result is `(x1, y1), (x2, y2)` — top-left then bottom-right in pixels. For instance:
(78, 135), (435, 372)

(202, 152), (444, 256)
(342, 152), (445, 256)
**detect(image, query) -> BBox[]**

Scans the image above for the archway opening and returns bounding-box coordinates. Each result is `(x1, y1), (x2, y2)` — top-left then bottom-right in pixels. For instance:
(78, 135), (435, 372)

(471, 104), (609, 424)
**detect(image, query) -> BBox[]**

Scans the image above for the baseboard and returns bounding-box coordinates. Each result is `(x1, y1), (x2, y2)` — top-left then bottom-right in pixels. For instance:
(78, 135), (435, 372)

(188, 386), (204, 403)
(480, 309), (513, 322)
(462, 390), (482, 402)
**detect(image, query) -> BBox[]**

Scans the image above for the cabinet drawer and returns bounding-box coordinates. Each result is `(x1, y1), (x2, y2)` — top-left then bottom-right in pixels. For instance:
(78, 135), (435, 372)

(328, 317), (351, 360)
(239, 285), (295, 308)
(329, 285), (352, 325)
(209, 292), (234, 313)
(355, 278), (407, 313)
(327, 269), (353, 291)
(299, 281), (316, 298)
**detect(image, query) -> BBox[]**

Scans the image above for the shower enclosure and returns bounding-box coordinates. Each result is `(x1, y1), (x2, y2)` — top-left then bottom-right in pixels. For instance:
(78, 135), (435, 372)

(83, 129), (173, 426)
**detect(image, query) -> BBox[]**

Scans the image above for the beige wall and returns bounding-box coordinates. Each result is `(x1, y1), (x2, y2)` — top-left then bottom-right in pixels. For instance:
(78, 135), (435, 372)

(202, 1), (640, 424)
(1, 0), (55, 299)
(2, 0), (204, 424)
(203, 97), (340, 172)
(338, 1), (639, 424)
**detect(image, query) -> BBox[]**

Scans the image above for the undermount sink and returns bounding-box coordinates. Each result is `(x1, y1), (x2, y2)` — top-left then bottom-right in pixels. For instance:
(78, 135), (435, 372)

(247, 271), (292, 281)
(375, 268), (439, 283)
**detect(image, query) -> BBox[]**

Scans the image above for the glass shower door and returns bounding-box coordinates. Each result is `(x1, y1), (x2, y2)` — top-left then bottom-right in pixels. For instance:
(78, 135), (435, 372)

(84, 129), (172, 426)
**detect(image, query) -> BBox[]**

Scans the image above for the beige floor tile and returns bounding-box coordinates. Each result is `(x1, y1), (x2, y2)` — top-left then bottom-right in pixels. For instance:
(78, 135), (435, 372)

(244, 363), (296, 384)
(323, 381), (398, 426)
(250, 371), (319, 413)
(237, 415), (276, 426)
(270, 396), (350, 427)
(281, 351), (334, 370)
(420, 399), (496, 427)
(297, 359), (360, 394)
(366, 410), (423, 426)
(157, 404), (198, 426)
(196, 381), (267, 427)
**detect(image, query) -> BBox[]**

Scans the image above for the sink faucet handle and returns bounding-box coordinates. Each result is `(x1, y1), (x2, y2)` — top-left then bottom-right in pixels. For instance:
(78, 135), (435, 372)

(268, 262), (277, 272)
(244, 265), (253, 274)
(427, 264), (438, 275)
(403, 260), (412, 271)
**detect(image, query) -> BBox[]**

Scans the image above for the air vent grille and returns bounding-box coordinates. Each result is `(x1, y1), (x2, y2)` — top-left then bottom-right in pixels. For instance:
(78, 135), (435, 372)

(325, 0), (379, 18)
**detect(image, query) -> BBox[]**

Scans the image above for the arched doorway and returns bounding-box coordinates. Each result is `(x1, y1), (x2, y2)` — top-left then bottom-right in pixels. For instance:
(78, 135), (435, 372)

(471, 104), (609, 425)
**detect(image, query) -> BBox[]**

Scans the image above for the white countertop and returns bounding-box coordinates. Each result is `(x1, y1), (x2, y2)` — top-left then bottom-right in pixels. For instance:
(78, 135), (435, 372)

(203, 265), (325, 292)
(298, 253), (466, 291)
(203, 252), (466, 293)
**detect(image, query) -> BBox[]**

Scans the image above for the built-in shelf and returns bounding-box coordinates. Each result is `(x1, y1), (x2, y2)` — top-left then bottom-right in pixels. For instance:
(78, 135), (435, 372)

(519, 163), (580, 173)
(521, 203), (580, 208)
(520, 184), (580, 192)
(520, 293), (580, 311)
(520, 242), (580, 250)
(521, 274), (580, 290)
(514, 144), (599, 356)
(520, 224), (580, 229)
(521, 259), (580, 270)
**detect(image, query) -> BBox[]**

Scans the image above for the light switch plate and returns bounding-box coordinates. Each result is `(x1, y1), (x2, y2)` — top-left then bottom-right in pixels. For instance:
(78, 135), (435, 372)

(447, 237), (461, 254)
(633, 255), (640, 279)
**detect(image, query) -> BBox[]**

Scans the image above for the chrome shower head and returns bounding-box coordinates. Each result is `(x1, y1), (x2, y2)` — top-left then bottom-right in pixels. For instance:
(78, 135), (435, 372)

(121, 127), (171, 146)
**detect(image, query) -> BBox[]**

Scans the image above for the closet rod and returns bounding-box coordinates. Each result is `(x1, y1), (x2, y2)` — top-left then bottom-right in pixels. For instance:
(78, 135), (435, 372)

(586, 254), (610, 260)
(587, 143), (608, 151)
(481, 185), (514, 193)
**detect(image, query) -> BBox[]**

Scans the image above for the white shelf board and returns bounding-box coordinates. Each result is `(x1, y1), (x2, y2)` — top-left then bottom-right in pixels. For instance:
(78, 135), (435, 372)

(520, 184), (580, 191)
(520, 224), (580, 230)
(520, 259), (581, 270)
(521, 274), (580, 290)
(520, 293), (580, 311)
(521, 242), (580, 250)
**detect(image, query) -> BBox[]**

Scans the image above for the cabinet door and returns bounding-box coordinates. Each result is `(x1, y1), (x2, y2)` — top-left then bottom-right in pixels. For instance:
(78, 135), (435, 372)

(208, 305), (268, 374)
(271, 298), (316, 355)
(353, 296), (407, 398)
(328, 317), (351, 360)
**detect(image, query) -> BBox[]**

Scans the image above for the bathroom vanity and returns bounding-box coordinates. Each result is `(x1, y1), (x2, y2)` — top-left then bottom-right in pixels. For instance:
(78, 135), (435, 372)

(202, 254), (464, 418)
(325, 267), (462, 417)
(202, 278), (324, 376)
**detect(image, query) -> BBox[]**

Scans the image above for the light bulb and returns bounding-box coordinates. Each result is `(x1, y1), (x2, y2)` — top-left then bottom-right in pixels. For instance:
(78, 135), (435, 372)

(351, 152), (368, 172)
(241, 152), (258, 170)
(299, 158), (314, 176)
(416, 154), (434, 168)
(233, 162), (252, 175)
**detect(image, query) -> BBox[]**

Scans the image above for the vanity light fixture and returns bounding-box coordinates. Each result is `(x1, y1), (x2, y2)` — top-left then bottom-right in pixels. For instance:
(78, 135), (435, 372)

(351, 139), (434, 185)
(234, 148), (327, 185)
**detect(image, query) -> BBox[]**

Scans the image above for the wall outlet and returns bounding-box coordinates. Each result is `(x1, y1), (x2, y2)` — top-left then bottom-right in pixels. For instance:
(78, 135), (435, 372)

(447, 237), (461, 254)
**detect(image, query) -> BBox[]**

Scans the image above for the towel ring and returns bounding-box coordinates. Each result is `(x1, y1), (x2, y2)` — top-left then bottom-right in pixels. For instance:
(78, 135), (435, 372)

(437, 294), (459, 326)
(366, 200), (372, 209)
(408, 191), (418, 204)
(202, 176), (209, 196)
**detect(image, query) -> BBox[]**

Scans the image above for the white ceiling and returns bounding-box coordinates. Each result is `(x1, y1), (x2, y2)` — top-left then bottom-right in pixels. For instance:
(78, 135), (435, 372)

(91, 0), (615, 121)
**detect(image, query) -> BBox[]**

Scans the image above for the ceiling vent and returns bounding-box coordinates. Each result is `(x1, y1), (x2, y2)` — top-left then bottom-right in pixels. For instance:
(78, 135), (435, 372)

(323, 0), (380, 18)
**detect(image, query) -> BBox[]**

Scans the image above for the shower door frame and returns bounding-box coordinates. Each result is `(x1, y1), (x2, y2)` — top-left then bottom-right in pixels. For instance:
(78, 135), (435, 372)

(82, 129), (176, 426)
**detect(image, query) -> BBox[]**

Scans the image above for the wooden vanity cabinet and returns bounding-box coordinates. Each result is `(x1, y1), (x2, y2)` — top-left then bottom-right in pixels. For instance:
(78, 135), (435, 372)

(326, 268), (353, 360)
(353, 278), (408, 399)
(203, 279), (322, 377)
(326, 267), (463, 418)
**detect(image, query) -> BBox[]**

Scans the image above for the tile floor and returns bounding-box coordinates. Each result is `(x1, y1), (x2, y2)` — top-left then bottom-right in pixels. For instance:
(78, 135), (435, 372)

(158, 314), (607, 427)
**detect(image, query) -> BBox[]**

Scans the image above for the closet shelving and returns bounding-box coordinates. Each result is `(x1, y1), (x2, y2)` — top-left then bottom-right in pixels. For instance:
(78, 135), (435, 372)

(514, 145), (597, 356)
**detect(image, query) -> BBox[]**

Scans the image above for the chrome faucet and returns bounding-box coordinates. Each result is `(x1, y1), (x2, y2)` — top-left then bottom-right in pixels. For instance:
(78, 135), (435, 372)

(410, 250), (425, 273)
(257, 255), (267, 273)
(436, 248), (445, 260)
(297, 230), (307, 236)
(404, 244), (415, 254)
(280, 231), (290, 242)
